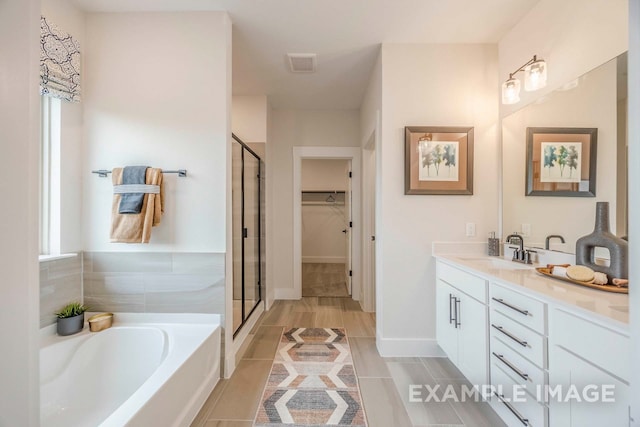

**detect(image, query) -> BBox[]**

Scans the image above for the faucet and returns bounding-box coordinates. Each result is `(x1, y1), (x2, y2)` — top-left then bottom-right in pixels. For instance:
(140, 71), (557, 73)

(505, 233), (535, 264)
(545, 234), (565, 250)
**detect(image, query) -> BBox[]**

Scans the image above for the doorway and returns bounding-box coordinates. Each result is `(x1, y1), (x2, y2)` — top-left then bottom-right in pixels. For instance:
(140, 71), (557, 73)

(301, 159), (352, 297)
(292, 146), (362, 302)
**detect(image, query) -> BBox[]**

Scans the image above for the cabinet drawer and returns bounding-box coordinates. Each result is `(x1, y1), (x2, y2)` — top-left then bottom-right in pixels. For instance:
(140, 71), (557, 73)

(550, 308), (629, 381)
(490, 310), (546, 368)
(437, 261), (487, 303)
(492, 366), (547, 427)
(490, 283), (546, 334)
(491, 335), (546, 398)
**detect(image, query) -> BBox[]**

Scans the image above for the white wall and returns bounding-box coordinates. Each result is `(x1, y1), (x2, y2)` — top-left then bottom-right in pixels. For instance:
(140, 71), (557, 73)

(41, 0), (85, 253)
(269, 110), (360, 297)
(502, 59), (619, 251)
(301, 159), (349, 263)
(628, 1), (639, 424)
(232, 95), (268, 143)
(499, 0), (628, 117)
(377, 44), (499, 355)
(0, 1), (41, 424)
(83, 12), (232, 252)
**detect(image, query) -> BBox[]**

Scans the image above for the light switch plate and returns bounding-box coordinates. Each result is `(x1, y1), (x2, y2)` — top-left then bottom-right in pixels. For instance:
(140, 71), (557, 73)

(466, 223), (476, 237)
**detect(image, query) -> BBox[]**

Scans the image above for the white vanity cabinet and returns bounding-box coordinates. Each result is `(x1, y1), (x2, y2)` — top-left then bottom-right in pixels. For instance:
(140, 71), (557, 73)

(435, 261), (489, 388)
(548, 308), (630, 427)
(489, 282), (548, 427)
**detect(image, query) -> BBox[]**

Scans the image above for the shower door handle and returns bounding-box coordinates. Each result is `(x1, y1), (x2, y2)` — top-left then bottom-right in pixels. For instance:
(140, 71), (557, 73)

(243, 228), (248, 238)
(342, 229), (347, 233)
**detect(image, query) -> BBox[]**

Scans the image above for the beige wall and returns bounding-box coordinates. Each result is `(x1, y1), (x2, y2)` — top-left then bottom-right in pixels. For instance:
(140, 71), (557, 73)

(83, 12), (232, 252)
(376, 43), (499, 355)
(232, 95), (268, 143)
(0, 0), (41, 424)
(268, 110), (360, 298)
(502, 59), (619, 252)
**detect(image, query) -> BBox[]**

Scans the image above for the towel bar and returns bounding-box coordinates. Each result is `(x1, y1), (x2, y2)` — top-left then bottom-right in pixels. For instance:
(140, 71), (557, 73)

(92, 169), (187, 178)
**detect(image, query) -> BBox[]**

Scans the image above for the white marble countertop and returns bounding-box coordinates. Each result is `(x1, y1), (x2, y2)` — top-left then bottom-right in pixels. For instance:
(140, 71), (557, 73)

(434, 254), (629, 330)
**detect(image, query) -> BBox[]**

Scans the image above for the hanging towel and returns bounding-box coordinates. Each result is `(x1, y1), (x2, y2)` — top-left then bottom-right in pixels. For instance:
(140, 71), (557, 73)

(119, 166), (149, 214)
(110, 167), (164, 243)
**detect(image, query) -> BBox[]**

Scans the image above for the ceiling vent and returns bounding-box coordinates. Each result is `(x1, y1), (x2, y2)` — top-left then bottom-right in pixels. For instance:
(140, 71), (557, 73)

(287, 53), (317, 73)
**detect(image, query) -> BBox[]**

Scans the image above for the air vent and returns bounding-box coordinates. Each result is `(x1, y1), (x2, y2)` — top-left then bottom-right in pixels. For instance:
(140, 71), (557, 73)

(287, 53), (317, 73)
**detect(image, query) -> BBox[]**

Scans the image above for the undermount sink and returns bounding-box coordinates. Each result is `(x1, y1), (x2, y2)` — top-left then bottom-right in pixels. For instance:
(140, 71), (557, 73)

(457, 257), (533, 271)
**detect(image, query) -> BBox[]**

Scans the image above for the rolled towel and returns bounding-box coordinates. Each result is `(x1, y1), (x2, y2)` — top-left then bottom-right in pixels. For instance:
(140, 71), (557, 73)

(552, 266), (568, 278)
(592, 272), (608, 285)
(119, 166), (149, 214)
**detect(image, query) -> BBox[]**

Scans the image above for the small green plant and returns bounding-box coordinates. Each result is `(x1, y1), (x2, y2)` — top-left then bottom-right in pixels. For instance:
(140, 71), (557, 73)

(55, 302), (88, 319)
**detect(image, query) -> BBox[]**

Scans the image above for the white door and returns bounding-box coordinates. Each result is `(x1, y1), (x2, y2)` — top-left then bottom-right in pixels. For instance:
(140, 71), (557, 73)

(549, 346), (630, 427)
(345, 161), (352, 295)
(456, 293), (488, 388)
(436, 280), (458, 361)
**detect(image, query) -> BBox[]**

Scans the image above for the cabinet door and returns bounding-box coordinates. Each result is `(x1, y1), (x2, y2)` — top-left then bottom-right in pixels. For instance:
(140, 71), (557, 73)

(436, 280), (458, 362)
(457, 292), (488, 388)
(549, 346), (629, 427)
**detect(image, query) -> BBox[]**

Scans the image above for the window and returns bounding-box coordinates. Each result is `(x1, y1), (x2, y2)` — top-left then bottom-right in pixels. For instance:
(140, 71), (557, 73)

(40, 96), (61, 255)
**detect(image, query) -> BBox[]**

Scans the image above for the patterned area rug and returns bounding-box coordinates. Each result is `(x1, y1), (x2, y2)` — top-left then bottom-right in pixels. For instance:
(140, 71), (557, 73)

(255, 328), (367, 427)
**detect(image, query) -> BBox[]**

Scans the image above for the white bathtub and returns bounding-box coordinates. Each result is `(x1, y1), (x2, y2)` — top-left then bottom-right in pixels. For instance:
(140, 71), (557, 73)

(40, 313), (221, 427)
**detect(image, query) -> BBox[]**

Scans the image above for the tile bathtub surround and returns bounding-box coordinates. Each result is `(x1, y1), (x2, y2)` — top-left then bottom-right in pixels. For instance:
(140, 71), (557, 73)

(40, 255), (83, 328)
(83, 252), (225, 315)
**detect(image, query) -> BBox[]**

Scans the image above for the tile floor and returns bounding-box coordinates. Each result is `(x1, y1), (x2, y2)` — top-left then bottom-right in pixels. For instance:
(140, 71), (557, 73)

(302, 263), (350, 297)
(191, 297), (505, 427)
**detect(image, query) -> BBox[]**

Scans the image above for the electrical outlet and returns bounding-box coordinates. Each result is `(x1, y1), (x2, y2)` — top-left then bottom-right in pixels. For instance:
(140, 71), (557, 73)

(521, 223), (531, 237)
(466, 223), (476, 237)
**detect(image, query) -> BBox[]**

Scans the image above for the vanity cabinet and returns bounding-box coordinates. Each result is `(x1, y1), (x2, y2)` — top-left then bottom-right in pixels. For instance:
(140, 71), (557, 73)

(548, 308), (630, 427)
(435, 262), (489, 388)
(489, 282), (548, 427)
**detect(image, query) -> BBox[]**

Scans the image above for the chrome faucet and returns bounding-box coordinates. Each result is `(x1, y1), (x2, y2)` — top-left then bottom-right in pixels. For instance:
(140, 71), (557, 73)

(545, 234), (565, 250)
(505, 233), (535, 264)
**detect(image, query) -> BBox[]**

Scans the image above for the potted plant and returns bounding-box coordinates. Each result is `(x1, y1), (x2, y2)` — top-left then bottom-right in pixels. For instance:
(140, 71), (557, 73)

(55, 302), (88, 336)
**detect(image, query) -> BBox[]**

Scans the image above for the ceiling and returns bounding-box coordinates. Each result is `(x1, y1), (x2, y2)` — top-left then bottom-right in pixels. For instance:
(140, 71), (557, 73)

(72, 0), (540, 109)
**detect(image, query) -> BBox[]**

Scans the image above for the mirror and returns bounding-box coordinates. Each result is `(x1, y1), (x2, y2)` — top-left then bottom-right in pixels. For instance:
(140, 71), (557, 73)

(502, 52), (628, 253)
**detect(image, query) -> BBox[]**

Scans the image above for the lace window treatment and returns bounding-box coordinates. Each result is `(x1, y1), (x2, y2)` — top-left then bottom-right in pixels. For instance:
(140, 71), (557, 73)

(40, 16), (81, 102)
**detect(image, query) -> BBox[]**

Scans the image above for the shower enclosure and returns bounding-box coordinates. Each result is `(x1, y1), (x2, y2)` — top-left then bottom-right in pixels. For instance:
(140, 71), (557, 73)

(232, 134), (263, 337)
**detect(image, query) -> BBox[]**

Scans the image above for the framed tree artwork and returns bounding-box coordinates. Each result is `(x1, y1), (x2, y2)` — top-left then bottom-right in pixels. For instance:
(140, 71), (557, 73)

(404, 126), (474, 195)
(526, 127), (597, 197)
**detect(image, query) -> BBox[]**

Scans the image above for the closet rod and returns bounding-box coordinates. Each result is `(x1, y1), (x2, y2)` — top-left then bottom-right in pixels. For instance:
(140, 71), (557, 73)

(92, 169), (187, 178)
(301, 190), (346, 194)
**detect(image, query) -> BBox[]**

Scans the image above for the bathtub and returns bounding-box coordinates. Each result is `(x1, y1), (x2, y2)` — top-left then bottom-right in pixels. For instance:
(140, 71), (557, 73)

(40, 313), (221, 427)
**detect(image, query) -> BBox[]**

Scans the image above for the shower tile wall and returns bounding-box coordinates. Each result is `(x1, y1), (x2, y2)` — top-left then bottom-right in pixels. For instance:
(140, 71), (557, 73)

(83, 252), (225, 315)
(40, 255), (83, 328)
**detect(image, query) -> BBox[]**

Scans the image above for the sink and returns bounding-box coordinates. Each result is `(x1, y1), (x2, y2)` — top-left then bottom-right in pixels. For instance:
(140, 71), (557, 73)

(456, 257), (533, 271)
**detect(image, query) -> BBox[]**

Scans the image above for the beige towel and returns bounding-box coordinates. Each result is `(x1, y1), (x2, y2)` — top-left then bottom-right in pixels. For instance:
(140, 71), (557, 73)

(110, 167), (164, 243)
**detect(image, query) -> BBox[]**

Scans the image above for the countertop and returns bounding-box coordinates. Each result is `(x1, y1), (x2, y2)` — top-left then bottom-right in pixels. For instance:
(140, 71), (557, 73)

(434, 254), (629, 330)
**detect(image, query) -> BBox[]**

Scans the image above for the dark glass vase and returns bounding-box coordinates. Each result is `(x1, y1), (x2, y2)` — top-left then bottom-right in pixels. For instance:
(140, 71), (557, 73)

(575, 202), (628, 281)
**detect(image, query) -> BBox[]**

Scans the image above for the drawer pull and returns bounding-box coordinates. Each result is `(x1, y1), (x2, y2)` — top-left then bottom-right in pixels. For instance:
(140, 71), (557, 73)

(454, 297), (461, 328)
(491, 324), (528, 347)
(494, 392), (529, 426)
(492, 352), (529, 381)
(449, 294), (455, 325)
(492, 297), (529, 316)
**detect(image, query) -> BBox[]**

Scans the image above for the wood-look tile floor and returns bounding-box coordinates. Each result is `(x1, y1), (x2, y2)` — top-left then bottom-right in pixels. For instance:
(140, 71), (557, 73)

(302, 263), (349, 297)
(191, 297), (505, 427)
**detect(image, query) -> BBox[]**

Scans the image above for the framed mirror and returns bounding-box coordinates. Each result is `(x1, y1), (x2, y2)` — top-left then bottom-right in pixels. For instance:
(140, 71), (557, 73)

(502, 52), (628, 253)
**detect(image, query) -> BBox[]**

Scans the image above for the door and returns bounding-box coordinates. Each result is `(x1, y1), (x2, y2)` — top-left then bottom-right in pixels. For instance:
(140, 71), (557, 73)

(436, 280), (458, 361)
(549, 346), (630, 427)
(456, 292), (488, 388)
(344, 161), (352, 294)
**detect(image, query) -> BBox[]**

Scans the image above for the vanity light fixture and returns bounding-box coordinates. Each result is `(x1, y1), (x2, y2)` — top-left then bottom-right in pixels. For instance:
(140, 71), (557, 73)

(501, 55), (547, 104)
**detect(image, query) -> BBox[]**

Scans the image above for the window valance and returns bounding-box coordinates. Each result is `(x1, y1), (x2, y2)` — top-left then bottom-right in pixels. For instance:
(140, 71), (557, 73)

(40, 16), (81, 102)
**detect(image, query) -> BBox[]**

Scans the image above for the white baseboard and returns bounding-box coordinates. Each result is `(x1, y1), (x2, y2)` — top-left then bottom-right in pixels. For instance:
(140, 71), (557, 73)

(376, 336), (445, 357)
(302, 256), (346, 264)
(274, 288), (301, 300)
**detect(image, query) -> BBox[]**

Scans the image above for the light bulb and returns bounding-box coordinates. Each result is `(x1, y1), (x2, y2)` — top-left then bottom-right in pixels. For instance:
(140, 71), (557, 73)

(525, 58), (547, 91)
(502, 77), (521, 104)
